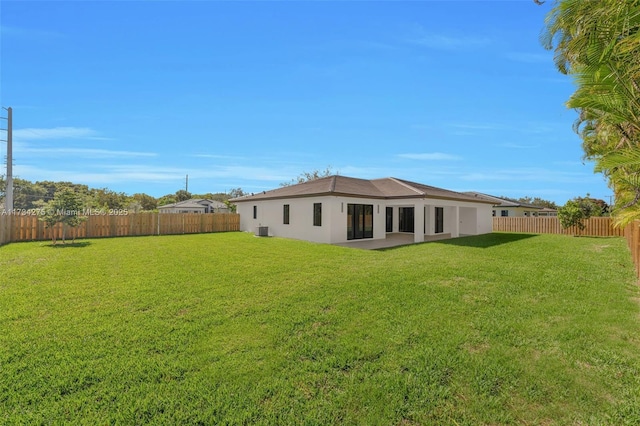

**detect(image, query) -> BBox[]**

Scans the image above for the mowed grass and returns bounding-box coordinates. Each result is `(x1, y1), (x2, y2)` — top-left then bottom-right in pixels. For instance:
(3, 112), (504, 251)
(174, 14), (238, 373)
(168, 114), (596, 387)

(1, 232), (640, 425)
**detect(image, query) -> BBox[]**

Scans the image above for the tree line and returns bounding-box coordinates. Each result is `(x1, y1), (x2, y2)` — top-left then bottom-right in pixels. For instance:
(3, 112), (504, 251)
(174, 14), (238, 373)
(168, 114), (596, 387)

(0, 176), (246, 212)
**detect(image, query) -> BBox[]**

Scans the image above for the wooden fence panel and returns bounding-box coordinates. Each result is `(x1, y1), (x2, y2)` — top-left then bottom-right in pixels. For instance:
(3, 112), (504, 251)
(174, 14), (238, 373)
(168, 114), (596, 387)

(0, 214), (11, 246)
(624, 221), (640, 278)
(492, 217), (624, 237)
(0, 212), (240, 244)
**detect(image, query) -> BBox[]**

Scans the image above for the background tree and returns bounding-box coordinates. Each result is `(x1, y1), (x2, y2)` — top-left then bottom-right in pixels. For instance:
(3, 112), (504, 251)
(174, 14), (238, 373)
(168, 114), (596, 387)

(127, 200), (143, 213)
(90, 188), (130, 210)
(280, 167), (335, 187)
(227, 188), (246, 199)
(174, 189), (192, 202)
(558, 196), (603, 233)
(517, 197), (558, 210)
(39, 188), (87, 244)
(132, 193), (158, 211)
(157, 194), (176, 207)
(1, 176), (48, 210)
(223, 188), (246, 213)
(13, 179), (47, 210)
(192, 191), (232, 202)
(38, 181), (90, 204)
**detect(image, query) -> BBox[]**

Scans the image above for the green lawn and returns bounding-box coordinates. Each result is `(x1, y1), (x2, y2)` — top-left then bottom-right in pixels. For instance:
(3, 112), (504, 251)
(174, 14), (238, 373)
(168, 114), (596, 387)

(1, 232), (639, 425)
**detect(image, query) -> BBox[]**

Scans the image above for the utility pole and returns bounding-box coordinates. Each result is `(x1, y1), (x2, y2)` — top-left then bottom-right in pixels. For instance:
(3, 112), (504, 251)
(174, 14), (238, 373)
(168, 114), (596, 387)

(185, 174), (189, 193)
(1, 107), (12, 212)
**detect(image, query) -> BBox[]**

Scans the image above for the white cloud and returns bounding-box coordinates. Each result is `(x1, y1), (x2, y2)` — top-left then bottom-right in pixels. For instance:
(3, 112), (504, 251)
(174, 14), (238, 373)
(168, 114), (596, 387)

(405, 26), (492, 50)
(505, 52), (552, 64)
(459, 168), (592, 184)
(13, 127), (101, 141)
(499, 143), (540, 149)
(14, 164), (183, 185)
(447, 123), (506, 131)
(446, 121), (563, 136)
(11, 126), (152, 159)
(13, 163), (296, 187)
(190, 154), (248, 160)
(397, 152), (462, 161)
(17, 147), (157, 158)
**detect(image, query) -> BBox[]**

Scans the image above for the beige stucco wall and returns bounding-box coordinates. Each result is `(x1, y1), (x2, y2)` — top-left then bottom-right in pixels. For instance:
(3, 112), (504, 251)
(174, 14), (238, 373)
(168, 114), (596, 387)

(236, 196), (493, 244)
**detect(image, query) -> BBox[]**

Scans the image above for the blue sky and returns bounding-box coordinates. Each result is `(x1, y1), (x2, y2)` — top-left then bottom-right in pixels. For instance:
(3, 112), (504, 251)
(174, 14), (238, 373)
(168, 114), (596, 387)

(0, 0), (612, 204)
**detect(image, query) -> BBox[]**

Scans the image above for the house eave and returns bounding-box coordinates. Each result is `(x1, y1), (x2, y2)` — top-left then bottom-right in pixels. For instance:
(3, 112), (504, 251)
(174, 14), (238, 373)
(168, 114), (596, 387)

(231, 192), (495, 205)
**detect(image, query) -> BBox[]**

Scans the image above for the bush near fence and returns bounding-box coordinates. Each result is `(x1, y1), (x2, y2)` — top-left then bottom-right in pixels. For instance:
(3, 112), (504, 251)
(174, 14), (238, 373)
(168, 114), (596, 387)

(0, 212), (240, 244)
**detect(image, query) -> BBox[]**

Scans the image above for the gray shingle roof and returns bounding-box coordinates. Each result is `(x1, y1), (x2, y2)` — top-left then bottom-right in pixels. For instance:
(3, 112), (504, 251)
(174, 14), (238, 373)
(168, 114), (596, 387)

(158, 199), (227, 209)
(230, 175), (494, 204)
(464, 192), (544, 209)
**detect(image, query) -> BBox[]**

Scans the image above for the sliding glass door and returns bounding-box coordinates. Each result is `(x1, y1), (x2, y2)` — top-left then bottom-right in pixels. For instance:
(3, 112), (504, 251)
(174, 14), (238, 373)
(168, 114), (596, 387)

(435, 207), (444, 234)
(398, 207), (414, 233)
(385, 207), (393, 232)
(347, 204), (373, 240)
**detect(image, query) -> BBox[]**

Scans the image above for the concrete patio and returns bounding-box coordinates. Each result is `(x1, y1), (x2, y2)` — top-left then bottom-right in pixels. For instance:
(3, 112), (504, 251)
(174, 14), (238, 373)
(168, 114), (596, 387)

(334, 232), (453, 250)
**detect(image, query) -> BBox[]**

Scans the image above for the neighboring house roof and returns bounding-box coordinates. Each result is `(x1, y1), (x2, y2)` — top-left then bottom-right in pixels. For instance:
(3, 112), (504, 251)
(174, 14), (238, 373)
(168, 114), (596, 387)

(158, 199), (227, 209)
(464, 192), (544, 210)
(538, 207), (558, 213)
(230, 175), (495, 204)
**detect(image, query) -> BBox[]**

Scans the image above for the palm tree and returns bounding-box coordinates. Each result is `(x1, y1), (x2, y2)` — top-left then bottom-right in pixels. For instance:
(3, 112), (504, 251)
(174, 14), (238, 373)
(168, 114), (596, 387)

(541, 0), (640, 224)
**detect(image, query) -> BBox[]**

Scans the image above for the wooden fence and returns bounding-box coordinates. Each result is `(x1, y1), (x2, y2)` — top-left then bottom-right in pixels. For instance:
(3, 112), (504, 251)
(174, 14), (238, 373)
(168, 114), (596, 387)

(624, 221), (640, 278)
(0, 212), (240, 245)
(3, 212), (640, 277)
(0, 214), (11, 246)
(492, 217), (625, 237)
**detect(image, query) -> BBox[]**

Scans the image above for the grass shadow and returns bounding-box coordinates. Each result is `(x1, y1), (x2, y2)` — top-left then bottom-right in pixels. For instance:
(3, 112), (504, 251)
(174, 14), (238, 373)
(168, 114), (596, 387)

(431, 232), (538, 248)
(46, 241), (93, 248)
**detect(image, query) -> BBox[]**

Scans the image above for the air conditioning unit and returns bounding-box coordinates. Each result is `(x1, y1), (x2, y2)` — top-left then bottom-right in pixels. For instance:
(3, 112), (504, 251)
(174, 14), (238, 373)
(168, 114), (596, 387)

(256, 226), (269, 237)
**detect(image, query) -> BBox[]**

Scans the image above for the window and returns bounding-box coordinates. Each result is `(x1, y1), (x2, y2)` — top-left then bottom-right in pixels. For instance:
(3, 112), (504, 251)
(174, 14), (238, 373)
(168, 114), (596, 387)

(501, 210), (508, 217)
(313, 203), (322, 226)
(398, 207), (415, 233)
(385, 207), (393, 232)
(492, 210), (496, 217)
(283, 204), (290, 224)
(435, 207), (444, 234)
(347, 204), (373, 240)
(253, 205), (257, 219)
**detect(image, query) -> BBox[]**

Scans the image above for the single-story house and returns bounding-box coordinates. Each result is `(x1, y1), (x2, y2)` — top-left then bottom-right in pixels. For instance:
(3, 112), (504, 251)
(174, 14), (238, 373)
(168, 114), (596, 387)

(158, 199), (229, 214)
(230, 175), (495, 246)
(537, 207), (558, 217)
(465, 192), (556, 217)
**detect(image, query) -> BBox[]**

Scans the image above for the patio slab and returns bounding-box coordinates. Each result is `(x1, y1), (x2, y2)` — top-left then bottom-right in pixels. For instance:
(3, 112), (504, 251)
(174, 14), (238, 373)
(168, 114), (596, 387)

(334, 233), (453, 250)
